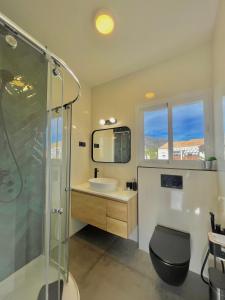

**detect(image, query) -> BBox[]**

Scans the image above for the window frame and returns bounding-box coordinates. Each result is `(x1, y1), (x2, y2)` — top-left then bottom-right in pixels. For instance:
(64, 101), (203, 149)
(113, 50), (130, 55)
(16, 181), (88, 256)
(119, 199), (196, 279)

(137, 91), (214, 169)
(143, 103), (169, 162)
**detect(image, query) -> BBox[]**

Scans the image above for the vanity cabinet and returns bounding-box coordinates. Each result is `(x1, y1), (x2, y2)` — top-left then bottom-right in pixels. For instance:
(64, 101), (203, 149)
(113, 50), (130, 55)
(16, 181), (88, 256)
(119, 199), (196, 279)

(71, 191), (107, 230)
(107, 200), (127, 221)
(71, 191), (137, 239)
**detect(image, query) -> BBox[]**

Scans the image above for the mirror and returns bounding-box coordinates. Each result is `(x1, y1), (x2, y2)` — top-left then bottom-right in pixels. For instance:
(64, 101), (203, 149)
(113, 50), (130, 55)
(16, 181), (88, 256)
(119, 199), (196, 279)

(92, 126), (131, 163)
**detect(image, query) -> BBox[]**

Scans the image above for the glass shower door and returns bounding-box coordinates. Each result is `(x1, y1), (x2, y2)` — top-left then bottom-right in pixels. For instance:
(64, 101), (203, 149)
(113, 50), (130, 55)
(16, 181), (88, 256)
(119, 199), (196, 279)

(0, 24), (48, 299)
(46, 67), (70, 299)
(0, 23), (70, 300)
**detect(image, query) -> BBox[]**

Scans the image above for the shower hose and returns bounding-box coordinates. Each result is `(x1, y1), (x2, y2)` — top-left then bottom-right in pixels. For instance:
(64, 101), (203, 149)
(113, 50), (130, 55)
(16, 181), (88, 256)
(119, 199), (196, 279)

(0, 83), (23, 202)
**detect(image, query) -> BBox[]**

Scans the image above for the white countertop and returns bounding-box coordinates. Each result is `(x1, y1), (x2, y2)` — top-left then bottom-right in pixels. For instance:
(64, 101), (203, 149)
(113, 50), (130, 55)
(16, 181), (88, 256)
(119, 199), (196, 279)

(72, 182), (137, 202)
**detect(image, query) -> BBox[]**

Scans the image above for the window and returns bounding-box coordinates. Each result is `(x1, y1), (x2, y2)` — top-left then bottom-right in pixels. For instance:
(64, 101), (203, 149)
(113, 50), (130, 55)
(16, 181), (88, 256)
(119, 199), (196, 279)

(172, 101), (205, 161)
(144, 106), (168, 160)
(141, 95), (210, 168)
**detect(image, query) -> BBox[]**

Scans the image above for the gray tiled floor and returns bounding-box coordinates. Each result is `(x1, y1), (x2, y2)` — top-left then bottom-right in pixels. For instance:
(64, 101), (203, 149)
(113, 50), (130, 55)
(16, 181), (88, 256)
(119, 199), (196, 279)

(69, 225), (209, 300)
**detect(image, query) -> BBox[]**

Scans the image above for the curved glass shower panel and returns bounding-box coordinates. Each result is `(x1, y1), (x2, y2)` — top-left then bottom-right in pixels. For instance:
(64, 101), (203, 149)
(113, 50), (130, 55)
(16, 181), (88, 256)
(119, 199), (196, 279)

(0, 25), (48, 299)
(45, 68), (68, 300)
(49, 105), (72, 282)
(61, 105), (72, 280)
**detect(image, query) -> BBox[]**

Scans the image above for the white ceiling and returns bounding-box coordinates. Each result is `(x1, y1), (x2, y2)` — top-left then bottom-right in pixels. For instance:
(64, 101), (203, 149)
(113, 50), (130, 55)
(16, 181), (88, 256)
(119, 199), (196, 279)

(0, 0), (219, 87)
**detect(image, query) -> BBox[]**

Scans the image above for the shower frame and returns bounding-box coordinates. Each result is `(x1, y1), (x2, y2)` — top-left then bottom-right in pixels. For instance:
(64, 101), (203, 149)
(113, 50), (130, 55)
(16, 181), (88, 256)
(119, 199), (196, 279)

(0, 13), (80, 99)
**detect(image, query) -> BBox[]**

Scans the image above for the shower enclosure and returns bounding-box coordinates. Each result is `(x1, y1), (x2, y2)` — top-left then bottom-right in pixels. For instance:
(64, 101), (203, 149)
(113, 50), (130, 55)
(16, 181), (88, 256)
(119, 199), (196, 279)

(0, 14), (79, 300)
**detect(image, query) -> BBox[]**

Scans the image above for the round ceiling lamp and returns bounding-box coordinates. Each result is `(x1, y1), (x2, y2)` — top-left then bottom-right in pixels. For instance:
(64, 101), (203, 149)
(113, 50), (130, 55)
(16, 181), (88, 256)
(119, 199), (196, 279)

(145, 91), (156, 99)
(95, 12), (115, 35)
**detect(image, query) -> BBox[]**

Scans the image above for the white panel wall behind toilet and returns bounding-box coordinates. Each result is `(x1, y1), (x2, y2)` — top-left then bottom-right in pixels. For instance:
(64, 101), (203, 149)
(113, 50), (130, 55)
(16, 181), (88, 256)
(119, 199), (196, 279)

(213, 0), (225, 227)
(138, 167), (218, 274)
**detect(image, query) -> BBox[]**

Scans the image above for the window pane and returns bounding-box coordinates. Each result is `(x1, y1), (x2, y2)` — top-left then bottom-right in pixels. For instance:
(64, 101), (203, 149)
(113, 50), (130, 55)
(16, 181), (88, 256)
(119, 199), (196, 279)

(51, 115), (63, 159)
(144, 107), (168, 160)
(172, 101), (205, 161)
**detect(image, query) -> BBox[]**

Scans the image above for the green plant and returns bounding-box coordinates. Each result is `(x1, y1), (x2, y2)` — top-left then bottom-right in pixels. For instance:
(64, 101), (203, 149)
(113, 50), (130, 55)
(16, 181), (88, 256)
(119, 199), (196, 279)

(145, 148), (158, 160)
(206, 156), (217, 161)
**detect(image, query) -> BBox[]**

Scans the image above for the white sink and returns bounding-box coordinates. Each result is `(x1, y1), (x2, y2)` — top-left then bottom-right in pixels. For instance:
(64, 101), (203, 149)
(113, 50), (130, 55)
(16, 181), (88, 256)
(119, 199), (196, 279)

(88, 178), (118, 192)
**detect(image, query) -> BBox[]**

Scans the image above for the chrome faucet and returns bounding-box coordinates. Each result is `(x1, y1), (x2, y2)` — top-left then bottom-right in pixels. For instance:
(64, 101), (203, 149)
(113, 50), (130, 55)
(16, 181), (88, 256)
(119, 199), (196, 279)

(94, 168), (99, 178)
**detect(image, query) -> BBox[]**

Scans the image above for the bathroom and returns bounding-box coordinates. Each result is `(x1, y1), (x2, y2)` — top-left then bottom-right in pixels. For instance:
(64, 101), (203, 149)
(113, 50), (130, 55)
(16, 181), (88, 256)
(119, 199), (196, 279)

(0, 0), (225, 299)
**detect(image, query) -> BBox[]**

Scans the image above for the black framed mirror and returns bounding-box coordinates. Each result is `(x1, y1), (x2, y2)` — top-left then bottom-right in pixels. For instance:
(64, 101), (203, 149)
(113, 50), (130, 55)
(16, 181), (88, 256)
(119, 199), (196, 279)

(92, 126), (131, 163)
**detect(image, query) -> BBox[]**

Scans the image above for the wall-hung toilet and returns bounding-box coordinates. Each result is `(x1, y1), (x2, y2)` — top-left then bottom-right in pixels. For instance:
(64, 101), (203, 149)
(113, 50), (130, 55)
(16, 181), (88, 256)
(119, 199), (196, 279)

(149, 225), (191, 286)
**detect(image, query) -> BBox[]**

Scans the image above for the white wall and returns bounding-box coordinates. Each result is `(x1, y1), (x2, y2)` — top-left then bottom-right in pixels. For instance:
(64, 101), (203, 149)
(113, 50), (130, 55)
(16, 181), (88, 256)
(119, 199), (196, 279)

(46, 69), (91, 239)
(138, 167), (218, 274)
(91, 43), (219, 272)
(52, 71), (91, 236)
(92, 44), (212, 186)
(212, 0), (225, 226)
(70, 81), (91, 235)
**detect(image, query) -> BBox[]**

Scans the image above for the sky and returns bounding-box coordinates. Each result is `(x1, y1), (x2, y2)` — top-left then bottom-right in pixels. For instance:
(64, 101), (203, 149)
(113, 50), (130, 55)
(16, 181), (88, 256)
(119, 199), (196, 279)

(51, 116), (62, 143)
(144, 101), (204, 141)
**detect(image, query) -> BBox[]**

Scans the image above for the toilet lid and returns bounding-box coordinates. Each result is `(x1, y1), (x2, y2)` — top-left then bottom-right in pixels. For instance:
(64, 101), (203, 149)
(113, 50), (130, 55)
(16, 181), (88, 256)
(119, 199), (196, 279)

(150, 225), (190, 266)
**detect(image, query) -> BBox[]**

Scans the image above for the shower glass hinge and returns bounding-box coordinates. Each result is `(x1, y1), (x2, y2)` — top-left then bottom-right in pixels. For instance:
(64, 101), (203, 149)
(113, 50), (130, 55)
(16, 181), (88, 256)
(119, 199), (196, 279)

(51, 208), (63, 215)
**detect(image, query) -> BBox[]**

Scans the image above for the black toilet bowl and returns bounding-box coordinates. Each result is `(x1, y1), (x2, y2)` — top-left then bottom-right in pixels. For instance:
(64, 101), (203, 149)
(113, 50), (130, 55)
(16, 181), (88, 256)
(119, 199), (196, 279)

(149, 225), (191, 286)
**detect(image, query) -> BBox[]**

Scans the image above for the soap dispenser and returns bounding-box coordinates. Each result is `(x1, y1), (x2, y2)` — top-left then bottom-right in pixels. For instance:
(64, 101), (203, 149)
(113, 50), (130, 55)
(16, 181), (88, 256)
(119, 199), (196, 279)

(132, 179), (137, 191)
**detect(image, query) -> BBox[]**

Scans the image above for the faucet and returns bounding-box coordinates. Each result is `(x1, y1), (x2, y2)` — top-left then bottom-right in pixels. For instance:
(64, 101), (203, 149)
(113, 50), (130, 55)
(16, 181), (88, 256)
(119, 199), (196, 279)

(94, 168), (99, 178)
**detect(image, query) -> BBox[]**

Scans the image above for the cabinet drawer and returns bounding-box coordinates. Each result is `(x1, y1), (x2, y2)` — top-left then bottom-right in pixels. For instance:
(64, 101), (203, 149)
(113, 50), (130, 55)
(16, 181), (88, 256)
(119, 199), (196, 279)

(107, 200), (127, 222)
(107, 217), (128, 239)
(71, 191), (106, 230)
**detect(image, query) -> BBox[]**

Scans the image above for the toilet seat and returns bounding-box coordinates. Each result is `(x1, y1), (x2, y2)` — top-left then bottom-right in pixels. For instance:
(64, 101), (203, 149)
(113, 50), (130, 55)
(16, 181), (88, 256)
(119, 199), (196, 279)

(149, 225), (191, 286)
(150, 225), (190, 266)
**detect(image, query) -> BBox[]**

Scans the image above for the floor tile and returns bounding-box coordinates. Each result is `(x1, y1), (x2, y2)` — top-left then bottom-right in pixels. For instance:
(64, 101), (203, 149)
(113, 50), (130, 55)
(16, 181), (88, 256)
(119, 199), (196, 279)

(79, 255), (180, 300)
(106, 237), (156, 280)
(70, 226), (209, 300)
(75, 225), (117, 252)
(69, 235), (103, 284)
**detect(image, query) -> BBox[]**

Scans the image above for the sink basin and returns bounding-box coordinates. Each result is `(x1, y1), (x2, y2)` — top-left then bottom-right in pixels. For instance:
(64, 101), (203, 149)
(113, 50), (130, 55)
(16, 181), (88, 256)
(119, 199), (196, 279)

(88, 178), (118, 192)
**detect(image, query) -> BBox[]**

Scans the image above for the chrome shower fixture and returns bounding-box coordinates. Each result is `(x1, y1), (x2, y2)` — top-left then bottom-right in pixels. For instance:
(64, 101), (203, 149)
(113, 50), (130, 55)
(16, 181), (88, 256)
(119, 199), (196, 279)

(5, 34), (17, 49)
(53, 67), (61, 77)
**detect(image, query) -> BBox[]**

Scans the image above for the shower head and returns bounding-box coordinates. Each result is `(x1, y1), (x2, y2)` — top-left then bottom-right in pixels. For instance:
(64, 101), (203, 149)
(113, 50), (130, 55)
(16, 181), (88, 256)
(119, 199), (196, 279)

(0, 69), (14, 85)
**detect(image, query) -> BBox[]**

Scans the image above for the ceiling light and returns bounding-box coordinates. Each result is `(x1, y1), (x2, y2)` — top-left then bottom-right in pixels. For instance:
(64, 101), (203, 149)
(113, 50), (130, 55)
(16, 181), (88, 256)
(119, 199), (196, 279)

(99, 119), (106, 125)
(99, 118), (117, 126)
(95, 13), (114, 35)
(145, 91), (156, 99)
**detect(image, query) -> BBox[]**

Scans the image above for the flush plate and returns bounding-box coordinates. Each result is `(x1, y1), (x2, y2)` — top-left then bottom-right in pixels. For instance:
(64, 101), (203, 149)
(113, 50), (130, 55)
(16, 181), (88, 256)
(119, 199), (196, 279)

(161, 174), (183, 189)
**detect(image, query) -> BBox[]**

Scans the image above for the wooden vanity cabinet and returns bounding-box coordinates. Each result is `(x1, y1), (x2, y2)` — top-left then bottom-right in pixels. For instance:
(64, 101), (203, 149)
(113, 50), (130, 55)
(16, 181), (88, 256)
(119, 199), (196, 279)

(71, 191), (137, 239)
(71, 191), (107, 230)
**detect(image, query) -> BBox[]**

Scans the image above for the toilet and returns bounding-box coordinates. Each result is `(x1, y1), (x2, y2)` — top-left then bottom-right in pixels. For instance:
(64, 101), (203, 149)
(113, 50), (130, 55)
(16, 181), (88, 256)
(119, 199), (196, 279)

(149, 225), (191, 286)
